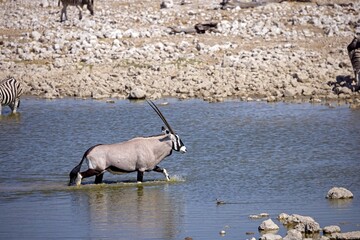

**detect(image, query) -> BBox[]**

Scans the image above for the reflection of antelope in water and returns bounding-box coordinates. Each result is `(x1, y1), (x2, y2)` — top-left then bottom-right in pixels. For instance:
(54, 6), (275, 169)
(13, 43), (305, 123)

(347, 36), (360, 89)
(73, 186), (183, 239)
(69, 100), (187, 186)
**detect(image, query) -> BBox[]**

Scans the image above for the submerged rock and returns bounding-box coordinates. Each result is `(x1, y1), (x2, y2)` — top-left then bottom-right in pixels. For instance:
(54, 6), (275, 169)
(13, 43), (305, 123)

(330, 231), (360, 240)
(259, 233), (282, 240)
(326, 187), (353, 199)
(283, 229), (302, 240)
(249, 213), (270, 219)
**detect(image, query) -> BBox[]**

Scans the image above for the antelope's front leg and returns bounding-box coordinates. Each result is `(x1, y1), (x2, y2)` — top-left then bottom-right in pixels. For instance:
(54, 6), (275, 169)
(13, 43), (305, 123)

(137, 171), (144, 183)
(153, 166), (170, 181)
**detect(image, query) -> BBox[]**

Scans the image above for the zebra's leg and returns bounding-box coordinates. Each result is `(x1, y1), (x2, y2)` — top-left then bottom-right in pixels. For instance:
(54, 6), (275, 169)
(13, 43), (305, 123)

(0, 104), (2, 115)
(356, 71), (360, 90)
(87, 3), (94, 15)
(153, 165), (170, 181)
(8, 102), (15, 114)
(60, 6), (66, 22)
(11, 98), (20, 113)
(76, 5), (83, 20)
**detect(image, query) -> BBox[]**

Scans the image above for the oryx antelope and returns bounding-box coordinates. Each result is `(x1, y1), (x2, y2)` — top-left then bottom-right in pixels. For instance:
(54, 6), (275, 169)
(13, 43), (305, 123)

(58, 0), (94, 22)
(68, 100), (187, 186)
(347, 36), (360, 89)
(0, 76), (23, 115)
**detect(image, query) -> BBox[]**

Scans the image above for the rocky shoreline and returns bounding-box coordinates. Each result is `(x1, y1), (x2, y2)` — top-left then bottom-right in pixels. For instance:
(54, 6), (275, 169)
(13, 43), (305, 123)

(0, 0), (359, 105)
(214, 187), (359, 240)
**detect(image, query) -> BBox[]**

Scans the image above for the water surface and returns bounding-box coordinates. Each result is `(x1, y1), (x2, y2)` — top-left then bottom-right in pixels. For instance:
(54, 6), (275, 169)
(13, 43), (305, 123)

(0, 99), (359, 239)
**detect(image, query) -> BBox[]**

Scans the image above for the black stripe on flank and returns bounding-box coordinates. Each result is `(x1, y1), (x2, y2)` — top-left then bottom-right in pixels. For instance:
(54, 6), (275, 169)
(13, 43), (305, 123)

(107, 166), (134, 174)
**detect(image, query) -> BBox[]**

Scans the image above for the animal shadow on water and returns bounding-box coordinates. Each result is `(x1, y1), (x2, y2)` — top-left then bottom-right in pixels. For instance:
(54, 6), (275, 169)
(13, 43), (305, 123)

(328, 75), (360, 93)
(75, 178), (179, 187)
(0, 112), (21, 122)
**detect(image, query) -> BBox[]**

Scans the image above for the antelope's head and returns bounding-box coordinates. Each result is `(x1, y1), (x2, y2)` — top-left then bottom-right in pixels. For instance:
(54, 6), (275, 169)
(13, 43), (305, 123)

(147, 100), (187, 153)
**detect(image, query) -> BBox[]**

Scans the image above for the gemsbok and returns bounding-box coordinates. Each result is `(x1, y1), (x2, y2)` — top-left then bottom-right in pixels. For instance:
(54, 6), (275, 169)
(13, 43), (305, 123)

(68, 100), (187, 186)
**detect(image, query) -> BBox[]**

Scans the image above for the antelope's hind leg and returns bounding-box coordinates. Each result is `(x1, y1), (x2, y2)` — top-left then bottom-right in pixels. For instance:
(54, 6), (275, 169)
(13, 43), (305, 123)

(79, 169), (101, 185)
(137, 171), (144, 183)
(95, 173), (104, 184)
(153, 166), (170, 181)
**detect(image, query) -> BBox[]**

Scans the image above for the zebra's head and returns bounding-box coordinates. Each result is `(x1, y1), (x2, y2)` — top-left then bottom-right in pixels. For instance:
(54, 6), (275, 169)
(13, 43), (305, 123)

(148, 100), (187, 154)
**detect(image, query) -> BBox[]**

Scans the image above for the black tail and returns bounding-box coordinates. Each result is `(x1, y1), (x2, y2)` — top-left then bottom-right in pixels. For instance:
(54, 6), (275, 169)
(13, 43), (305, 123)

(68, 144), (102, 186)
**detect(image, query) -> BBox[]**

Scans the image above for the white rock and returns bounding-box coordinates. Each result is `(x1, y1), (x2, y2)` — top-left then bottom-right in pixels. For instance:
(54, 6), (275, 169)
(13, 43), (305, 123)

(323, 225), (341, 234)
(259, 233), (282, 240)
(259, 219), (280, 231)
(278, 213), (321, 233)
(129, 88), (146, 99)
(31, 31), (42, 41)
(326, 187), (353, 199)
(331, 231), (360, 240)
(284, 229), (302, 240)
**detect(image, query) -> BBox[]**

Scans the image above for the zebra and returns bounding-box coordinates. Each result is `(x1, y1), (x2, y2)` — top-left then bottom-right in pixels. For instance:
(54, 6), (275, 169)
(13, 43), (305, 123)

(0, 77), (23, 115)
(58, 0), (94, 22)
(68, 100), (187, 186)
(347, 36), (360, 89)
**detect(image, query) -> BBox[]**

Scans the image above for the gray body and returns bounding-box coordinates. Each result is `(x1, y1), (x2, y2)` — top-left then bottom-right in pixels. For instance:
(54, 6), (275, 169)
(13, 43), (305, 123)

(347, 37), (360, 89)
(69, 100), (186, 186)
(0, 77), (23, 115)
(58, 0), (94, 22)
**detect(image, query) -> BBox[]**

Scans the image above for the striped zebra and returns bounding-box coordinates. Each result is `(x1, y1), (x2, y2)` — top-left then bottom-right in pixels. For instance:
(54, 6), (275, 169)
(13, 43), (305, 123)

(347, 36), (360, 89)
(0, 77), (23, 115)
(58, 0), (94, 22)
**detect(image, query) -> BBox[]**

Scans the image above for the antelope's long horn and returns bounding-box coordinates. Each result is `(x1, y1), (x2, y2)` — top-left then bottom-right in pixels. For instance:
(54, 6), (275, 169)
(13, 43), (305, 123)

(147, 100), (175, 134)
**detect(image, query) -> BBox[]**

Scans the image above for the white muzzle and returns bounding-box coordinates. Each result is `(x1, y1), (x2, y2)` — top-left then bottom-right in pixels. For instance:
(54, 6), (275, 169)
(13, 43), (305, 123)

(180, 146), (187, 153)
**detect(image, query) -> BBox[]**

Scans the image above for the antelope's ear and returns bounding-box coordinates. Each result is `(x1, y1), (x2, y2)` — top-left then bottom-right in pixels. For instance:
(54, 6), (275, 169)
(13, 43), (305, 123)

(161, 126), (170, 135)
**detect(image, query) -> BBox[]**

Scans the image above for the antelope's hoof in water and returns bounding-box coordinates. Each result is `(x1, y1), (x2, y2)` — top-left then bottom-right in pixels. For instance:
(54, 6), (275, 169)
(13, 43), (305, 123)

(75, 172), (82, 186)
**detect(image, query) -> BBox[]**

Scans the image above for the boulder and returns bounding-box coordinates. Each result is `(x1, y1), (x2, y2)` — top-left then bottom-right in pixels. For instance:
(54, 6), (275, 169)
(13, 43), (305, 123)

(259, 233), (282, 240)
(326, 187), (353, 199)
(330, 231), (360, 240)
(278, 213), (321, 233)
(129, 88), (146, 99)
(259, 219), (280, 232)
(283, 229), (302, 240)
(323, 225), (341, 234)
